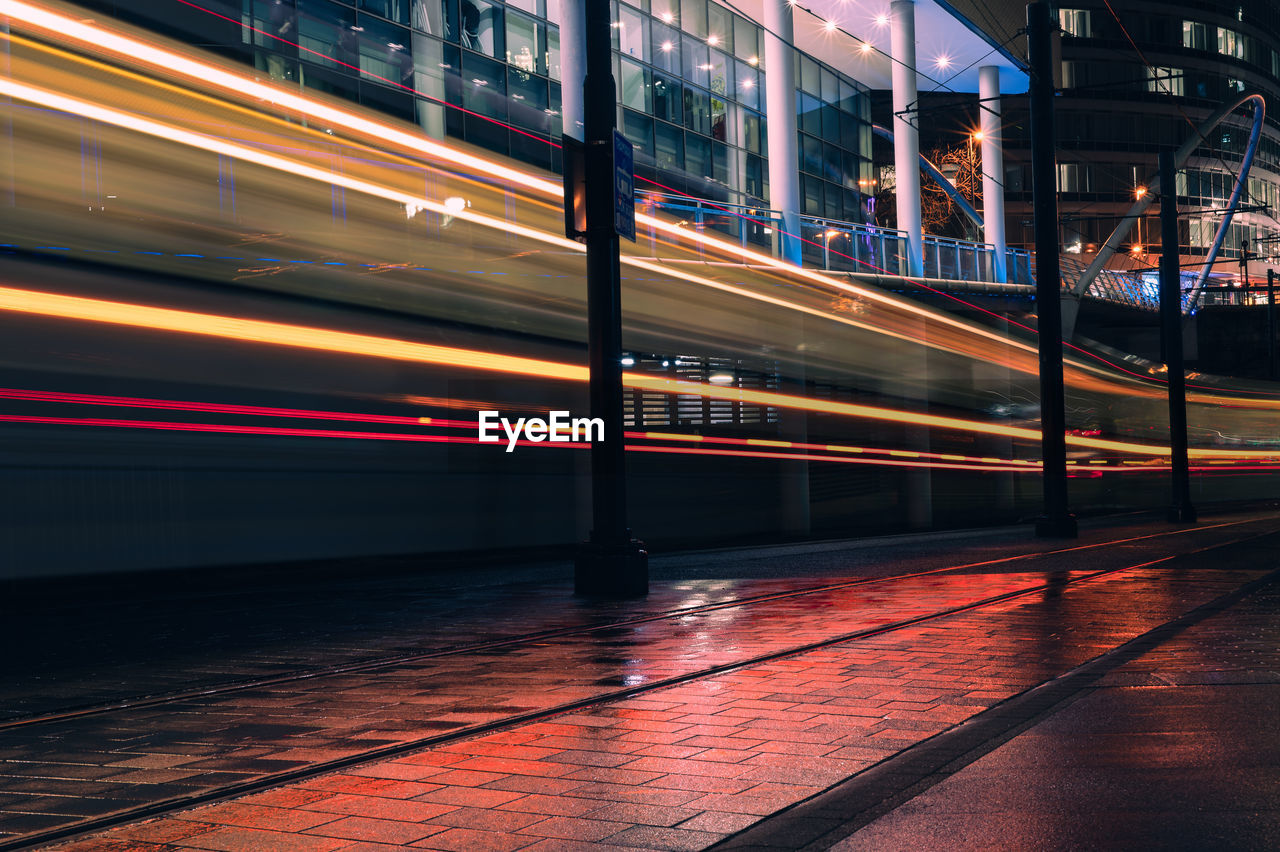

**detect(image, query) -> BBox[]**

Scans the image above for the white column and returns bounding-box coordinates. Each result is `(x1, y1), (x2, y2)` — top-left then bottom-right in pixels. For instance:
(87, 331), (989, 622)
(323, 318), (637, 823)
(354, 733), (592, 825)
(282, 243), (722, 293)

(559, 0), (586, 141)
(979, 65), (1007, 282)
(890, 0), (923, 277)
(764, 0), (802, 265)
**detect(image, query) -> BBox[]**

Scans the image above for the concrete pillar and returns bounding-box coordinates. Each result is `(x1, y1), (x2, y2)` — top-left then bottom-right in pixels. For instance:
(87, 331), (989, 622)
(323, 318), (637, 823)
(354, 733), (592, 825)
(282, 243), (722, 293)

(979, 65), (1007, 282)
(890, 0), (923, 277)
(559, 0), (586, 141)
(764, 0), (802, 265)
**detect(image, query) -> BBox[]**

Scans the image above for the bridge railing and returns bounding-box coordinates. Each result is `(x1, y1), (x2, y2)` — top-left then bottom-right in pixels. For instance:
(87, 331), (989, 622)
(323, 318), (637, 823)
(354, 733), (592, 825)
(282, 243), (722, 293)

(636, 191), (1155, 302)
(635, 192), (781, 256)
(797, 216), (907, 276)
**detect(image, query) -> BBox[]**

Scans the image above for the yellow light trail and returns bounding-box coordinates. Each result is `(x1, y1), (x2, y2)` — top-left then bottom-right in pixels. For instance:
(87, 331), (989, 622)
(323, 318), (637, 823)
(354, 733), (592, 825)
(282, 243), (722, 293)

(2, 0), (564, 197)
(17, 0), (1280, 415)
(0, 76), (967, 358)
(5, 3), (1279, 444)
(0, 1), (1051, 368)
(9, 5), (1274, 411)
(0, 282), (1270, 460)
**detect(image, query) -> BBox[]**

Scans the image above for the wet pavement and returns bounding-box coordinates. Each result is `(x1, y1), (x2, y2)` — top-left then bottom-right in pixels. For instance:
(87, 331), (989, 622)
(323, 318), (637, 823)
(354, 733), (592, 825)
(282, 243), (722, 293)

(1, 510), (1278, 850)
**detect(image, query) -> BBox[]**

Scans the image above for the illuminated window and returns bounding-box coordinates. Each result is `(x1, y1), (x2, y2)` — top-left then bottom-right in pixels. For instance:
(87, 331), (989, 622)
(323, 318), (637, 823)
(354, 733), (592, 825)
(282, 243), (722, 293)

(1217, 27), (1246, 60)
(1058, 9), (1091, 38)
(1182, 21), (1206, 50)
(1057, 163), (1092, 192)
(1146, 67), (1184, 96)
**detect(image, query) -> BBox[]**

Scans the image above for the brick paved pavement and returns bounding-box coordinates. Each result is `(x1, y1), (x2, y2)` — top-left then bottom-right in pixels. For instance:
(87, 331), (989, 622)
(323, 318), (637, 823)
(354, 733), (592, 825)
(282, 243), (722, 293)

(25, 517), (1278, 851)
(11, 518), (1270, 842)
(822, 573), (1280, 851)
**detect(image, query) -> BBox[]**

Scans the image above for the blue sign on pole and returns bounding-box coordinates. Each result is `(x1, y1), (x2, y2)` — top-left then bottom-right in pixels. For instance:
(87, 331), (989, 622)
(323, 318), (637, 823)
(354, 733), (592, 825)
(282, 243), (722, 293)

(613, 130), (636, 242)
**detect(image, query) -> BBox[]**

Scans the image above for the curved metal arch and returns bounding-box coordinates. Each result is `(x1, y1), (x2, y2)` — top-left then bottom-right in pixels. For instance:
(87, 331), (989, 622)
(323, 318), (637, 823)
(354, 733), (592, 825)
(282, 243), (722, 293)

(871, 124), (984, 231)
(1071, 93), (1267, 311)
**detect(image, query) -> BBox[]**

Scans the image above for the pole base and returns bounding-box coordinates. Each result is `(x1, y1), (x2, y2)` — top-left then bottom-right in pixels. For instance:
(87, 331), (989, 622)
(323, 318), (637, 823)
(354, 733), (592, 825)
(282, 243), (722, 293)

(1035, 514), (1079, 539)
(1168, 504), (1197, 524)
(575, 537), (648, 597)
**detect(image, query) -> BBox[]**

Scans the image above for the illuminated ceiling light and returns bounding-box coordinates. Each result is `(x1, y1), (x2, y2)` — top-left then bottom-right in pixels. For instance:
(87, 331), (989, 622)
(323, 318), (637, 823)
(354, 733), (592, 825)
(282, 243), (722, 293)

(935, 55), (951, 69)
(748, 55), (759, 66)
(874, 13), (889, 26)
(1135, 186), (1147, 198)
(824, 19), (837, 33)
(621, 356), (636, 366)
(707, 34), (719, 46)
(660, 11), (674, 23)
(1132, 244), (1144, 255)
(708, 373), (735, 385)
(973, 130), (984, 141)
(661, 40), (673, 52)
(860, 42), (873, 53)
(742, 79), (754, 89)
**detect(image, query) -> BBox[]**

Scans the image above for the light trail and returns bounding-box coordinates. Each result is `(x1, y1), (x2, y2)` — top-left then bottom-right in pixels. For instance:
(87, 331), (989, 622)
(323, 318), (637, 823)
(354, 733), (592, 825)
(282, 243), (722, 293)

(13, 0), (1280, 416)
(0, 0), (563, 196)
(8, 7), (1277, 413)
(0, 283), (1040, 444)
(7, 411), (1271, 475)
(0, 75), (1000, 364)
(5, 2), (1280, 450)
(0, 386), (1056, 470)
(1, 283), (1277, 460)
(0, 3), (1048, 364)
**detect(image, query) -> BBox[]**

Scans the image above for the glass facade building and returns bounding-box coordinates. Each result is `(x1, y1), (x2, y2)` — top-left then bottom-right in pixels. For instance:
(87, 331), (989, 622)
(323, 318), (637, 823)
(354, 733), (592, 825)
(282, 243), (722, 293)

(1003, 0), (1280, 273)
(81, 0), (875, 223)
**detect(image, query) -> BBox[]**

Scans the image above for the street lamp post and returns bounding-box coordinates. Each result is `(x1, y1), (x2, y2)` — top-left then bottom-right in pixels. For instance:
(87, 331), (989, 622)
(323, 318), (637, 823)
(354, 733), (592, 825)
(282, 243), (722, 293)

(1270, 268), (1277, 380)
(1027, 1), (1077, 538)
(1159, 150), (1195, 524)
(574, 0), (648, 596)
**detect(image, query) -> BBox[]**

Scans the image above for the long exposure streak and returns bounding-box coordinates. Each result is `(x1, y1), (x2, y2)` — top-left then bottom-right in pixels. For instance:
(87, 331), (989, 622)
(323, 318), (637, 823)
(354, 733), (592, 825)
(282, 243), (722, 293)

(0, 283), (1276, 460)
(12, 5), (1276, 411)
(16, 0), (1280, 412)
(0, 3), (1055, 365)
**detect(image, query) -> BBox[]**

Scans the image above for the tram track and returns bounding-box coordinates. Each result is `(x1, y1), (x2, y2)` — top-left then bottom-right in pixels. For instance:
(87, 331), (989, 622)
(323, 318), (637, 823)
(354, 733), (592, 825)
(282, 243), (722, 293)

(4, 519), (1277, 850)
(0, 518), (1253, 733)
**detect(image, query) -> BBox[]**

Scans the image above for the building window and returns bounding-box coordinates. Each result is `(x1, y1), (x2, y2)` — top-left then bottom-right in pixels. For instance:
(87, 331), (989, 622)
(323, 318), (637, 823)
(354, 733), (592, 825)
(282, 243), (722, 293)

(1146, 66), (1183, 96)
(1058, 9), (1091, 38)
(1217, 27), (1246, 60)
(1181, 21), (1206, 50)
(1060, 61), (1088, 89)
(1057, 163), (1091, 192)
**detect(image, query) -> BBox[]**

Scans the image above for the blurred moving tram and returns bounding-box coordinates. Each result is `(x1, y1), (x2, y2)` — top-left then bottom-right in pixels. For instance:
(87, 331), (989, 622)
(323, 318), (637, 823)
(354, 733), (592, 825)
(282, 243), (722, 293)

(2, 2), (1279, 578)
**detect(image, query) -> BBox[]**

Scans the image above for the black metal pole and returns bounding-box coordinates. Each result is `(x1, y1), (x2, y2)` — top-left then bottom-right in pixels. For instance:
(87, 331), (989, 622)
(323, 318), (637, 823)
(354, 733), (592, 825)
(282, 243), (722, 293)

(1159, 150), (1195, 524)
(574, 0), (647, 596)
(1269, 268), (1276, 381)
(1028, 1), (1076, 538)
